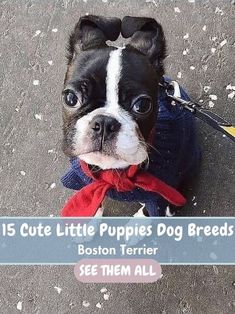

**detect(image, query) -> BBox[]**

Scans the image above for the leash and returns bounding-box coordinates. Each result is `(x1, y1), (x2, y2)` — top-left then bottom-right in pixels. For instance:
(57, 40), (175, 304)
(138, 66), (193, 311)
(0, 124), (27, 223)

(159, 79), (235, 143)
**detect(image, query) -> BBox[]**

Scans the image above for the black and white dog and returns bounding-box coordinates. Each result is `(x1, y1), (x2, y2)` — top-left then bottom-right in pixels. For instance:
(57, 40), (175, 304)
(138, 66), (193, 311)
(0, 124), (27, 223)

(61, 15), (200, 217)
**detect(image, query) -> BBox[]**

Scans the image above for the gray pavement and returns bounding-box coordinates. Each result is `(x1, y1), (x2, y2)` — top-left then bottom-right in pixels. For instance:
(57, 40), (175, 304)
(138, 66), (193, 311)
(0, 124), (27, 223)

(0, 0), (235, 313)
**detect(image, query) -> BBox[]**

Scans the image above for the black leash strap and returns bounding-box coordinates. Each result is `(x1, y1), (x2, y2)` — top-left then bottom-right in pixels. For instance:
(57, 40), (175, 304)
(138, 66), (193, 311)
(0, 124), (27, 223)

(160, 80), (235, 143)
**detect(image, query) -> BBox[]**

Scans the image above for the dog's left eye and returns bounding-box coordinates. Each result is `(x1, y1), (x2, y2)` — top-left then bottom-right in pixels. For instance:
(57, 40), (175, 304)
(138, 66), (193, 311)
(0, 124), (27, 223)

(131, 95), (152, 115)
(63, 90), (80, 107)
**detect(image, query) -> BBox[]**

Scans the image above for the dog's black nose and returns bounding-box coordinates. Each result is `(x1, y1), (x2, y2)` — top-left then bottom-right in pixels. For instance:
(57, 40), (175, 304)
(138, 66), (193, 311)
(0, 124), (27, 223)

(91, 115), (121, 140)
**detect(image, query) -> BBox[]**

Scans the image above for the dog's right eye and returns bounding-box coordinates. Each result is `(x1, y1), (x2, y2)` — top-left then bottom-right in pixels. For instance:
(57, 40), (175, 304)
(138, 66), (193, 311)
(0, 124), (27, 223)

(63, 90), (79, 107)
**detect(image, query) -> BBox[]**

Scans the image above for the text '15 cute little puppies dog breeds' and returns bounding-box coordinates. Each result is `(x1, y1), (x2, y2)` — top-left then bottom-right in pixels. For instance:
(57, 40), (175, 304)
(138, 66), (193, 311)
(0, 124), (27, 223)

(60, 15), (201, 217)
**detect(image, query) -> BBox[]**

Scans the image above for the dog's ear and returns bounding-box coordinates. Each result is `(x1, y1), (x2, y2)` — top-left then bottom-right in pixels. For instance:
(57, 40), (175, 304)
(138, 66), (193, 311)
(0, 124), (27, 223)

(121, 16), (166, 75)
(67, 15), (121, 63)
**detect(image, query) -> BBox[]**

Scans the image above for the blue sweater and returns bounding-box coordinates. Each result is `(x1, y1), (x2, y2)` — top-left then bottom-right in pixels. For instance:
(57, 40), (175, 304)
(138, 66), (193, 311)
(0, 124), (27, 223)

(61, 78), (201, 216)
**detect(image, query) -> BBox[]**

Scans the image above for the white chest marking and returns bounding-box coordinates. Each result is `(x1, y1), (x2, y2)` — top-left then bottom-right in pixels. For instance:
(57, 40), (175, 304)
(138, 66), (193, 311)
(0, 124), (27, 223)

(106, 48), (123, 111)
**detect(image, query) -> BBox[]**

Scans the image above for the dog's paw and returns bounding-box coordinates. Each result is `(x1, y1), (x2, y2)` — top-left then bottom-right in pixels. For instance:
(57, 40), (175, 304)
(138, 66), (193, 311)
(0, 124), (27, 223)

(95, 207), (104, 217)
(133, 203), (148, 217)
(166, 205), (175, 217)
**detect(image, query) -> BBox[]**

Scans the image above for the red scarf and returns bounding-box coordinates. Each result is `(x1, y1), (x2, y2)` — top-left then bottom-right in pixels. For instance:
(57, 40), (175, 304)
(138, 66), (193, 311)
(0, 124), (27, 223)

(61, 161), (186, 217)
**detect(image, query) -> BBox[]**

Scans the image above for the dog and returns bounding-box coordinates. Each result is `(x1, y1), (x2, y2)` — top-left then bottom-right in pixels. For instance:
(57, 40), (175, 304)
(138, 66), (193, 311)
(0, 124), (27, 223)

(60, 15), (201, 218)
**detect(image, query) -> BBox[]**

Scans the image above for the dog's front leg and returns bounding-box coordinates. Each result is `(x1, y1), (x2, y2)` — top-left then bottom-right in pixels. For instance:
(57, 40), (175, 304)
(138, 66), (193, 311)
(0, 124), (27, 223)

(165, 205), (175, 217)
(133, 203), (149, 217)
(94, 206), (104, 217)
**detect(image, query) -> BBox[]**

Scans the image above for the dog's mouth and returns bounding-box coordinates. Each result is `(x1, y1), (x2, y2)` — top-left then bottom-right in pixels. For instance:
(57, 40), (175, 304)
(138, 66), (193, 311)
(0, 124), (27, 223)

(77, 140), (148, 169)
(79, 151), (135, 169)
(77, 142), (130, 169)
(74, 137), (119, 158)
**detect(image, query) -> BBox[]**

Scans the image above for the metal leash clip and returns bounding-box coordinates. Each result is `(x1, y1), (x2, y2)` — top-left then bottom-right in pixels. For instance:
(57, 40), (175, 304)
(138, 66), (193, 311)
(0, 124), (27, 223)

(159, 79), (235, 143)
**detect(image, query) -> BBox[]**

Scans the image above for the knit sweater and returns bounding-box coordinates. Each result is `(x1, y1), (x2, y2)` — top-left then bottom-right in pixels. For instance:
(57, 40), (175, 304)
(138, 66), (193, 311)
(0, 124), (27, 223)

(61, 78), (201, 216)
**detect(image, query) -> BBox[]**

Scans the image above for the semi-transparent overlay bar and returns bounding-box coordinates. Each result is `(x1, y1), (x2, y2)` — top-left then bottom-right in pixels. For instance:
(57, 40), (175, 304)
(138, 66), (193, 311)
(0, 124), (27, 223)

(0, 217), (234, 265)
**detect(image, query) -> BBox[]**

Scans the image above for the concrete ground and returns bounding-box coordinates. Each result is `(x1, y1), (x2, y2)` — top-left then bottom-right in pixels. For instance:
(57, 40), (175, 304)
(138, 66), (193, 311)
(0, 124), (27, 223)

(0, 0), (235, 313)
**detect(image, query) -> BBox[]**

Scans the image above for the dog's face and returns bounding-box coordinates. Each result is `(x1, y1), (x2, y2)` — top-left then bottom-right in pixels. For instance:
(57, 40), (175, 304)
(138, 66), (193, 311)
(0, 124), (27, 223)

(62, 16), (166, 169)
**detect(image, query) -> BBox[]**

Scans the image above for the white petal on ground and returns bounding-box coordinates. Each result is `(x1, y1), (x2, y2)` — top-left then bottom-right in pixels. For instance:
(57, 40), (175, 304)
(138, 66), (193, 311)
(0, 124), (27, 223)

(82, 300), (90, 307)
(203, 86), (211, 93)
(50, 183), (56, 189)
(103, 293), (110, 301)
(34, 113), (42, 120)
(146, 0), (158, 7)
(208, 101), (215, 108)
(228, 91), (235, 99)
(33, 80), (39, 86)
(52, 28), (58, 32)
(177, 72), (182, 79)
(48, 60), (53, 66)
(145, 0), (157, 7)
(17, 301), (22, 311)
(54, 286), (62, 294)
(209, 95), (218, 100)
(183, 33), (189, 39)
(100, 287), (108, 293)
(174, 7), (181, 13)
(190, 66), (195, 70)
(211, 47), (216, 54)
(183, 48), (189, 55)
(215, 7), (224, 15)
(202, 25), (207, 31)
(33, 30), (41, 37)
(20, 170), (26, 176)
(219, 39), (227, 47)
(226, 84), (235, 91)
(96, 302), (102, 308)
